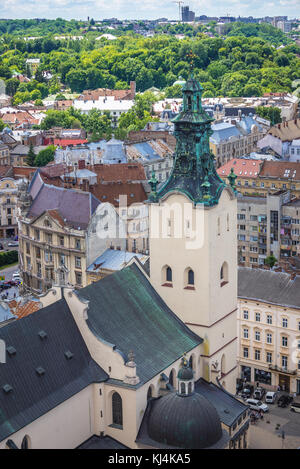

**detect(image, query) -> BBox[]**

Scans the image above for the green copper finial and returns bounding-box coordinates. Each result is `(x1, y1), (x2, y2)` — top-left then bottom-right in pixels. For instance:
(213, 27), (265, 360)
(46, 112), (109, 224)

(201, 175), (211, 200)
(149, 171), (158, 201)
(228, 168), (237, 192)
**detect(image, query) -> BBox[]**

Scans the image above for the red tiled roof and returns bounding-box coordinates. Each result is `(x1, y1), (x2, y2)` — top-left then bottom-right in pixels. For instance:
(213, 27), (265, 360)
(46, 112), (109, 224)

(217, 158), (263, 179)
(54, 139), (88, 146)
(46, 209), (66, 227)
(93, 163), (146, 183)
(268, 118), (300, 142)
(13, 166), (37, 178)
(78, 88), (133, 101)
(91, 182), (147, 207)
(0, 166), (13, 178)
(41, 163), (68, 178)
(259, 161), (300, 181)
(8, 300), (41, 319)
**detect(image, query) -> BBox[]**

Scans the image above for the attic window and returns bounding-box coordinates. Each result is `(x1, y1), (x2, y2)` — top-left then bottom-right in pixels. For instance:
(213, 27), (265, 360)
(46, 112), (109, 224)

(64, 350), (74, 360)
(6, 346), (16, 356)
(3, 384), (13, 393)
(36, 367), (45, 376)
(38, 330), (47, 340)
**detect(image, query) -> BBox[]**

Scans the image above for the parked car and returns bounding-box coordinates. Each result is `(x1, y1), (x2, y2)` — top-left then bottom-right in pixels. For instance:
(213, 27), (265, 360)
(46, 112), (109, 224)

(8, 242), (19, 247)
(277, 395), (293, 408)
(290, 402), (300, 413)
(254, 387), (265, 400)
(246, 398), (269, 413)
(265, 391), (277, 404)
(241, 385), (254, 399)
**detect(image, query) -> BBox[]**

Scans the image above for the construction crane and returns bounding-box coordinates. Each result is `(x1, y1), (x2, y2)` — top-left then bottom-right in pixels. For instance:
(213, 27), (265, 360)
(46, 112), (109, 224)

(173, 1), (184, 22)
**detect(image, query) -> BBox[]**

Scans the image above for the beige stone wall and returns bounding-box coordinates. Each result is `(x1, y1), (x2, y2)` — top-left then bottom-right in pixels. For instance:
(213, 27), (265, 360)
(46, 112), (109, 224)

(149, 189), (238, 393)
(0, 385), (96, 449)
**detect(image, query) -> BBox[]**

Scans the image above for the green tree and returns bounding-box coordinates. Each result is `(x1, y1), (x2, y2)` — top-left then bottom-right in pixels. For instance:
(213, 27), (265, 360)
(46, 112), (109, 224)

(0, 119), (4, 132)
(255, 106), (281, 125)
(34, 145), (56, 166)
(265, 255), (277, 268)
(26, 143), (36, 166)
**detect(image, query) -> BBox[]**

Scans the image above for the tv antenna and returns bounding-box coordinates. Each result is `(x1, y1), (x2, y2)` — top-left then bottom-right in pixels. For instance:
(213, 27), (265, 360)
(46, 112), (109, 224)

(173, 1), (184, 22)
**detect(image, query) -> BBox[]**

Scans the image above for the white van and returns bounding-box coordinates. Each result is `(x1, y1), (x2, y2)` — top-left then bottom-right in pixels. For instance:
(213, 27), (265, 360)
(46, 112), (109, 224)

(265, 392), (277, 404)
(246, 398), (269, 413)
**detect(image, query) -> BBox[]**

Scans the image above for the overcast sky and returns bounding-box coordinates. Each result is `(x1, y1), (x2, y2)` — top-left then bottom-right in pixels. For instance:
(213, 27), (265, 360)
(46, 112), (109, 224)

(1, 0), (299, 21)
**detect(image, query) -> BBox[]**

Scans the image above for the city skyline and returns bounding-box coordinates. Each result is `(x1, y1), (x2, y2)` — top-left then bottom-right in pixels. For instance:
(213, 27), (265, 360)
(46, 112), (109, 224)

(0, 0), (300, 22)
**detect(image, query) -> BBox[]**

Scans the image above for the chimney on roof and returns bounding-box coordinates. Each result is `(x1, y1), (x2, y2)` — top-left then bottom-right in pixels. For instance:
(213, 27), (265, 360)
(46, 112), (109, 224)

(78, 159), (85, 170)
(130, 81), (136, 99)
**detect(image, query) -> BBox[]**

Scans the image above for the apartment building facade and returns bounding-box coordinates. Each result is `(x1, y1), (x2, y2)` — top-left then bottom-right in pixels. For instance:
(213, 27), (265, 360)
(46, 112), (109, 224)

(210, 117), (265, 168)
(219, 159), (300, 199)
(0, 177), (19, 238)
(237, 191), (300, 267)
(238, 268), (300, 395)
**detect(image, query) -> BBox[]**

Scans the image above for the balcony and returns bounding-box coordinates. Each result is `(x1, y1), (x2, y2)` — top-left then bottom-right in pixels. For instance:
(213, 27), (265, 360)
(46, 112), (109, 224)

(268, 364), (297, 375)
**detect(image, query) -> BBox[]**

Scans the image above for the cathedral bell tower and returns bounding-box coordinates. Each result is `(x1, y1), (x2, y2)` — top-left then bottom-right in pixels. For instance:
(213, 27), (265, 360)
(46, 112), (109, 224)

(148, 72), (238, 393)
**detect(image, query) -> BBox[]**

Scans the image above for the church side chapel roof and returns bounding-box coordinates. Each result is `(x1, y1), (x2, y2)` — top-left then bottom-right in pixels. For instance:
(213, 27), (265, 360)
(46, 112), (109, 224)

(77, 263), (203, 386)
(195, 378), (248, 427)
(0, 298), (107, 443)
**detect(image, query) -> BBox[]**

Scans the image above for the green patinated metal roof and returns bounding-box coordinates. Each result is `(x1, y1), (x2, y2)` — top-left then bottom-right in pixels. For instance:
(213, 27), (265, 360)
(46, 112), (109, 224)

(149, 73), (228, 207)
(0, 299), (107, 443)
(77, 263), (203, 386)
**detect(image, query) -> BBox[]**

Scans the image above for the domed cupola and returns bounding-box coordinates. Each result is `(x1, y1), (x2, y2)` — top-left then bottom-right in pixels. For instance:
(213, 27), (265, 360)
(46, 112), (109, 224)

(177, 354), (194, 396)
(145, 355), (227, 449)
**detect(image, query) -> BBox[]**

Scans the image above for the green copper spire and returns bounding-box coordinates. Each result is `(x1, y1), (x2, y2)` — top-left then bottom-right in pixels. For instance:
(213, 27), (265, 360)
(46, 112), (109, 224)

(227, 168), (237, 193)
(153, 73), (227, 206)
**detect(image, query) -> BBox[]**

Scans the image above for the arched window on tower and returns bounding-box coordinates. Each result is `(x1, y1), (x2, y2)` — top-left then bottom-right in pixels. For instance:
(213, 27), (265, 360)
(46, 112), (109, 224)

(162, 265), (173, 286)
(220, 262), (229, 287)
(188, 269), (194, 285)
(187, 95), (192, 110)
(180, 382), (186, 394)
(197, 95), (200, 110)
(166, 266), (172, 282)
(112, 392), (123, 427)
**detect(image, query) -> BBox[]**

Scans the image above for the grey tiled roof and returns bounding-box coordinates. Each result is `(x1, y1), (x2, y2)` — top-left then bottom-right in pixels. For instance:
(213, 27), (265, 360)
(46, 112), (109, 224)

(77, 263), (202, 386)
(28, 182), (100, 229)
(195, 378), (248, 427)
(238, 267), (300, 309)
(77, 435), (128, 449)
(0, 298), (107, 442)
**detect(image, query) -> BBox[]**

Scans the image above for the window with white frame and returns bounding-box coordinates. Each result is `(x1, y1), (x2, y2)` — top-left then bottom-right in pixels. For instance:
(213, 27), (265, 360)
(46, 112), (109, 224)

(255, 312), (260, 322)
(282, 318), (288, 328)
(255, 331), (261, 341)
(282, 336), (288, 347)
(266, 333), (272, 344)
(267, 315), (272, 325)
(266, 352), (272, 363)
(255, 349), (260, 361)
(243, 328), (249, 339)
(243, 347), (248, 358)
(282, 356), (288, 368)
(243, 310), (249, 320)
